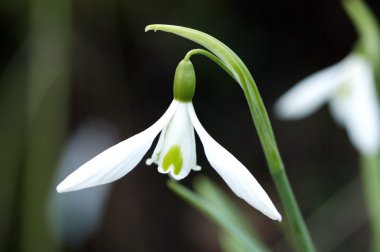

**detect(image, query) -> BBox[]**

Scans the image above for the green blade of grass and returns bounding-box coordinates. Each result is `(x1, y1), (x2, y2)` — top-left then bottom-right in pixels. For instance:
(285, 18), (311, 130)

(168, 179), (269, 252)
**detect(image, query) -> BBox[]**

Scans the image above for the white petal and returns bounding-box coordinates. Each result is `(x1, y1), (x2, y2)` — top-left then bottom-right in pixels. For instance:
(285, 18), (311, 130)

(57, 101), (179, 192)
(329, 55), (380, 154)
(146, 125), (167, 165)
(275, 58), (348, 119)
(188, 103), (282, 221)
(154, 102), (198, 180)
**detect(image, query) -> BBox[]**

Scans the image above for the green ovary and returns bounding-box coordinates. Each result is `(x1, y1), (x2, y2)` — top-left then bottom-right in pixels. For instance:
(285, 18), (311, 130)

(162, 145), (183, 175)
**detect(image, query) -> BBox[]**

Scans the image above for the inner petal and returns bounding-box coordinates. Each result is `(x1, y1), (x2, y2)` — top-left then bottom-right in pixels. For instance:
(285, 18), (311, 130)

(162, 145), (183, 175)
(155, 102), (199, 179)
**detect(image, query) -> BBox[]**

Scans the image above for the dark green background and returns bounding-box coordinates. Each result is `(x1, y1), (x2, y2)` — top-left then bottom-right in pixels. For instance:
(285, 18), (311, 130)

(1, 0), (379, 251)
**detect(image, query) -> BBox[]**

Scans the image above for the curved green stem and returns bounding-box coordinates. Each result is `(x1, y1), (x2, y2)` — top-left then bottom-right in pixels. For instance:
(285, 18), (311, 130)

(146, 24), (316, 252)
(342, 0), (380, 95)
(184, 49), (237, 82)
(342, 0), (380, 66)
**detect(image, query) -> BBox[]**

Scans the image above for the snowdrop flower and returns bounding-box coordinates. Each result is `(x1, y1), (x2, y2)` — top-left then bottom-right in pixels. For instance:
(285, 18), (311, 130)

(275, 54), (380, 154)
(57, 60), (282, 221)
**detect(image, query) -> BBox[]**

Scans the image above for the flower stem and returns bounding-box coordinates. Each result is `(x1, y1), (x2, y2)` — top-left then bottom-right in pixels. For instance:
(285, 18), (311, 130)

(361, 153), (380, 251)
(238, 63), (316, 252)
(186, 48), (315, 252)
(146, 25), (316, 252)
(272, 169), (315, 251)
(184, 49), (237, 81)
(342, 0), (380, 96)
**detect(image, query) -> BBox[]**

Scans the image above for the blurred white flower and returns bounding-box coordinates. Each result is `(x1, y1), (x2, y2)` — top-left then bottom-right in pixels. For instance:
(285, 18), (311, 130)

(57, 100), (281, 221)
(48, 120), (117, 247)
(275, 54), (380, 154)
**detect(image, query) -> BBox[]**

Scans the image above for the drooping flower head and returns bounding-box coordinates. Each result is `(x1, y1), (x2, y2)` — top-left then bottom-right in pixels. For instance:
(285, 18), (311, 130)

(275, 54), (380, 154)
(57, 59), (282, 221)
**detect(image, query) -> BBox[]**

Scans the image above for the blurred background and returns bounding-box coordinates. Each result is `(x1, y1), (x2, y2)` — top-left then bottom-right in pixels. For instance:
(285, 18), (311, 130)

(1, 0), (379, 251)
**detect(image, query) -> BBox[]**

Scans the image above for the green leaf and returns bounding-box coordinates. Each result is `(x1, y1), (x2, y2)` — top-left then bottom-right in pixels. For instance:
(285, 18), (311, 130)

(168, 178), (269, 252)
(219, 233), (250, 252)
(194, 176), (261, 240)
(0, 47), (27, 251)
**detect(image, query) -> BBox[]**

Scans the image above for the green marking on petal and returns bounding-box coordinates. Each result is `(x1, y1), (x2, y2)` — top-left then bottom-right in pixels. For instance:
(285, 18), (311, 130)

(337, 82), (352, 100)
(162, 145), (183, 175)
